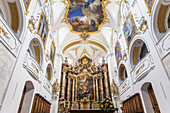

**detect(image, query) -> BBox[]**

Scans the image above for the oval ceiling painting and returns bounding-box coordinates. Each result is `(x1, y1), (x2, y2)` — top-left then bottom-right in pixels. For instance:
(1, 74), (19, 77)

(65, 0), (106, 34)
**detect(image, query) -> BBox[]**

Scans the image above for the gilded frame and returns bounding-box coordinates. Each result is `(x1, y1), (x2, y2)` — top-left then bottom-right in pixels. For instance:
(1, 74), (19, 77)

(23, 0), (31, 15)
(75, 70), (95, 101)
(64, 0), (107, 34)
(144, 0), (155, 16)
(36, 11), (49, 49)
(114, 41), (123, 67)
(49, 41), (56, 68)
(123, 13), (138, 50)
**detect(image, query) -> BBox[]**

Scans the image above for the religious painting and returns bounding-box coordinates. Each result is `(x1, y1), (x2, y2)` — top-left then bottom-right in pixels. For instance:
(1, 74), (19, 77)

(123, 14), (137, 46)
(76, 72), (94, 100)
(50, 42), (56, 65)
(65, 0), (106, 33)
(23, 0), (31, 13)
(115, 42), (122, 66)
(144, 0), (155, 13)
(37, 14), (48, 47)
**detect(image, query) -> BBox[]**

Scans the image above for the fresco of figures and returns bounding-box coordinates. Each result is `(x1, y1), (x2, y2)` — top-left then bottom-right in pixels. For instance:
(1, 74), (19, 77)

(115, 42), (122, 66)
(50, 42), (56, 64)
(38, 14), (48, 45)
(124, 15), (137, 45)
(77, 73), (94, 100)
(66, 0), (105, 33)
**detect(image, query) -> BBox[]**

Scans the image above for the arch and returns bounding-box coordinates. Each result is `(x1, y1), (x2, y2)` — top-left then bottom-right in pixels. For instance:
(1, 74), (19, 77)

(27, 35), (45, 67)
(118, 63), (128, 84)
(141, 82), (161, 113)
(129, 37), (149, 68)
(0, 0), (26, 39)
(151, 0), (170, 41)
(18, 81), (34, 113)
(61, 39), (108, 54)
(45, 63), (53, 82)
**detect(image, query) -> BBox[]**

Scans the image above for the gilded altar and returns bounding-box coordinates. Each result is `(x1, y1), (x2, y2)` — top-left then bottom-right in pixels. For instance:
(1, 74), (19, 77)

(58, 56), (111, 111)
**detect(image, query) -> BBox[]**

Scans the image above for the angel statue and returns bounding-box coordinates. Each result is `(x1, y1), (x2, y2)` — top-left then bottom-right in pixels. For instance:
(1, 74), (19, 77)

(52, 79), (60, 95)
(110, 79), (119, 96)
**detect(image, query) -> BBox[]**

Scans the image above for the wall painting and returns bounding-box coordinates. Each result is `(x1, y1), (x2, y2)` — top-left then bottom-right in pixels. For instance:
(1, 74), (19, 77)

(50, 41), (56, 65)
(76, 72), (94, 100)
(65, 0), (106, 34)
(115, 42), (122, 66)
(144, 0), (155, 15)
(123, 14), (137, 47)
(37, 13), (49, 48)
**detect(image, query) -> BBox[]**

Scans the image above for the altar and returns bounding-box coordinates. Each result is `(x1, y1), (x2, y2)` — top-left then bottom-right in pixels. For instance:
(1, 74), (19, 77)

(58, 56), (112, 112)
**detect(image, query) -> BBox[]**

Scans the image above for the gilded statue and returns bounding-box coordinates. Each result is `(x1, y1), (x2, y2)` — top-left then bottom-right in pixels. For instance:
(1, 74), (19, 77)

(52, 79), (60, 95)
(110, 79), (119, 96)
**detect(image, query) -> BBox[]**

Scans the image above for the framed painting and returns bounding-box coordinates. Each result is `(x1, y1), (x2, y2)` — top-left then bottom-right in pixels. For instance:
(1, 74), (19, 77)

(115, 41), (122, 66)
(65, 0), (106, 34)
(123, 14), (137, 48)
(37, 13), (49, 48)
(76, 72), (95, 101)
(50, 41), (56, 65)
(23, 0), (31, 14)
(144, 0), (155, 15)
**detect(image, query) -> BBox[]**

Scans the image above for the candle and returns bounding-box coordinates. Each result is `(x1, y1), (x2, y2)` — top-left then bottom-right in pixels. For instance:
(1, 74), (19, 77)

(116, 102), (117, 108)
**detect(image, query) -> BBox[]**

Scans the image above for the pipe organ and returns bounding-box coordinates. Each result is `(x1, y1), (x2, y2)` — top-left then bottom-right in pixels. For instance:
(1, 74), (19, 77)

(59, 56), (111, 111)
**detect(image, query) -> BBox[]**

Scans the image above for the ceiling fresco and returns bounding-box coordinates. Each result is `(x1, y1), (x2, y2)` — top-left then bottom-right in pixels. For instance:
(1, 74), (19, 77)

(65, 0), (106, 34)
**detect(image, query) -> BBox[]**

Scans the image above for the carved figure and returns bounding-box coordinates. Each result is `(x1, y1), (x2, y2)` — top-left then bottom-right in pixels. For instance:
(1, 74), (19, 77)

(52, 79), (60, 95)
(110, 79), (119, 95)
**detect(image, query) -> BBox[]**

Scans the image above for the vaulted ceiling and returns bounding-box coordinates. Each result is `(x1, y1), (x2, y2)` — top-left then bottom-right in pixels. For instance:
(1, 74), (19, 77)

(50, 0), (122, 65)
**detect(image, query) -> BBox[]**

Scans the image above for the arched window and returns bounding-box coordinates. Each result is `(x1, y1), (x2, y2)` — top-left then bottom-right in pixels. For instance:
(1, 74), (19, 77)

(46, 64), (53, 81)
(132, 40), (148, 65)
(0, 0), (24, 38)
(119, 64), (128, 84)
(28, 39), (42, 65)
(153, 1), (170, 41)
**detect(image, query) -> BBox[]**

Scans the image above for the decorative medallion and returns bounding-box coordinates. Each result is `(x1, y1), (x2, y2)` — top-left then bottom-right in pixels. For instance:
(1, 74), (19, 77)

(65, 0), (107, 34)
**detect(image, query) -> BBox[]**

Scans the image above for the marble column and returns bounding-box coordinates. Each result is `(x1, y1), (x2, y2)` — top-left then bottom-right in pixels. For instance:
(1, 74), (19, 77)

(72, 76), (75, 101)
(61, 67), (68, 99)
(95, 76), (99, 102)
(104, 70), (109, 97)
(99, 72), (104, 100)
(67, 73), (71, 101)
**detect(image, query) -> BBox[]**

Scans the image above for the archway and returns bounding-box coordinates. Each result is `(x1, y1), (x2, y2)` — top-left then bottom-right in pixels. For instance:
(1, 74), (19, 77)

(118, 64), (128, 84)
(18, 81), (34, 113)
(130, 39), (149, 67)
(141, 83), (161, 113)
(28, 38), (43, 66)
(0, 0), (25, 39)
